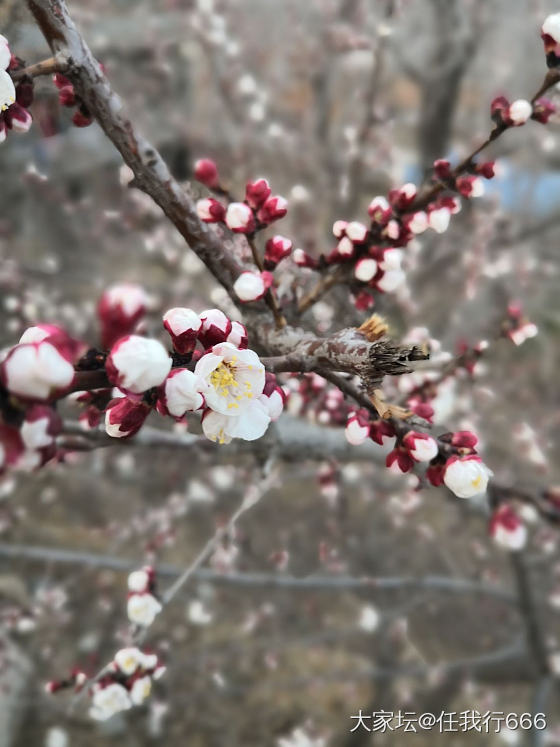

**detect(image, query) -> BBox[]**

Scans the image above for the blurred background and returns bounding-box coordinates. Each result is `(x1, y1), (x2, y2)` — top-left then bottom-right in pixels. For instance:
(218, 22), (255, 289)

(0, 0), (559, 744)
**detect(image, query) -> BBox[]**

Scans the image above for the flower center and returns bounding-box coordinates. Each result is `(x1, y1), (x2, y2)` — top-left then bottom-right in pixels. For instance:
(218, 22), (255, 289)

(471, 475), (482, 488)
(210, 362), (239, 396)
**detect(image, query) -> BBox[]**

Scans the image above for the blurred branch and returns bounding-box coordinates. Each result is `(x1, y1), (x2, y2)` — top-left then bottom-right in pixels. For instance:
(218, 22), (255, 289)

(509, 551), (550, 676)
(0, 541), (517, 602)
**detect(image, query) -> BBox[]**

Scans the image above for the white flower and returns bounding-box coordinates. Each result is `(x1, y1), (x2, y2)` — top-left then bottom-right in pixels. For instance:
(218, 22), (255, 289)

(358, 605), (380, 633)
(377, 269), (405, 293)
(409, 211), (428, 234)
(163, 369), (206, 417)
(509, 99), (532, 125)
(127, 593), (162, 627)
(345, 221), (368, 242)
(163, 307), (201, 337)
(0, 69), (15, 112)
(114, 647), (145, 676)
(195, 342), (265, 416)
(108, 335), (171, 394)
(443, 457), (493, 498)
(258, 388), (284, 421)
(104, 284), (148, 317)
(428, 207), (451, 234)
(202, 399), (270, 443)
(0, 36), (11, 72)
(188, 599), (213, 625)
(20, 416), (52, 449)
(89, 683), (132, 721)
(1, 342), (74, 400)
(543, 13), (560, 42)
(225, 202), (253, 231)
(233, 271), (267, 301)
(354, 258), (377, 282)
(128, 569), (150, 592)
(130, 676), (152, 705)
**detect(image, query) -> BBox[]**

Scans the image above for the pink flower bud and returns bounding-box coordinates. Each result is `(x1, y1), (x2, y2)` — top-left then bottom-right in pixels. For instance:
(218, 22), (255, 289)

(162, 307), (202, 355)
(197, 309), (232, 348)
(427, 206), (451, 234)
(450, 431), (478, 449)
(225, 202), (255, 233)
(264, 235), (292, 269)
(388, 183), (417, 211)
(455, 175), (484, 198)
(345, 410), (370, 445)
(336, 236), (355, 258)
(532, 97), (556, 124)
(245, 178), (271, 208)
(354, 258), (378, 282)
(58, 85), (76, 107)
(402, 431), (439, 462)
(490, 95), (510, 125)
(196, 197), (225, 223)
(489, 505), (527, 551)
(368, 196), (392, 225)
(194, 158), (219, 188)
(106, 335), (171, 394)
(433, 159), (452, 180)
(1, 341), (75, 401)
(5, 103), (32, 133)
(405, 211), (428, 234)
(105, 397), (151, 438)
(345, 221), (368, 243)
(233, 270), (273, 302)
(72, 108), (93, 128)
(53, 73), (72, 90)
(159, 368), (205, 418)
(98, 284), (148, 350)
(20, 404), (61, 463)
(226, 321), (248, 349)
(542, 13), (560, 66)
(332, 220), (348, 238)
(257, 195), (288, 224)
(292, 248), (318, 269)
(474, 161), (496, 179)
(443, 455), (493, 498)
(386, 446), (415, 473)
(370, 419), (395, 446)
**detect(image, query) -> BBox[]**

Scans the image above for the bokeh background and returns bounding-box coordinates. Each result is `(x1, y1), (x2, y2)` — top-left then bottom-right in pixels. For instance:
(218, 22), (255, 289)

(0, 0), (559, 745)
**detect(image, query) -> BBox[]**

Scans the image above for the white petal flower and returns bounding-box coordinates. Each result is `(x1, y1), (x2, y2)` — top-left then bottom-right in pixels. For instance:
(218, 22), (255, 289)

(202, 399), (271, 443)
(233, 271), (266, 301)
(89, 683), (132, 721)
(20, 416), (52, 449)
(195, 342), (265, 416)
(2, 343), (74, 400)
(114, 647), (145, 676)
(543, 13), (560, 42)
(509, 99), (532, 125)
(108, 336), (171, 394)
(0, 35), (11, 71)
(163, 369), (206, 417)
(128, 569), (150, 592)
(0, 69), (15, 112)
(354, 258), (377, 282)
(443, 457), (493, 498)
(127, 593), (162, 627)
(130, 676), (152, 706)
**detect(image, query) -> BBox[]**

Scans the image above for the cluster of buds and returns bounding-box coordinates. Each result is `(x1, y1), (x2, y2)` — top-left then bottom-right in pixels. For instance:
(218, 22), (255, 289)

(102, 305), (285, 445)
(0, 36), (33, 143)
(53, 72), (93, 127)
(195, 159), (289, 234)
(501, 303), (538, 346)
(0, 325), (87, 472)
(345, 412), (492, 499)
(490, 96), (555, 128)
(126, 566), (162, 627)
(46, 646), (165, 721)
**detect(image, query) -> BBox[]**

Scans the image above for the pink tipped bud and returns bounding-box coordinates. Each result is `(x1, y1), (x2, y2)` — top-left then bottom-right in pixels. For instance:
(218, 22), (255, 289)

(455, 175), (484, 198)
(264, 235), (292, 269)
(507, 99), (532, 126)
(532, 97), (556, 124)
(489, 505), (527, 551)
(226, 321), (248, 349)
(402, 431), (439, 462)
(105, 397), (151, 438)
(474, 161), (496, 179)
(163, 307), (202, 355)
(368, 196), (392, 224)
(233, 271), (273, 302)
(345, 221), (368, 243)
(98, 283), (148, 350)
(105, 335), (171, 394)
(196, 197), (225, 223)
(198, 309), (232, 348)
(194, 158), (219, 188)
(388, 183), (417, 211)
(225, 202), (255, 233)
(433, 159), (452, 180)
(292, 248), (318, 269)
(354, 258), (378, 283)
(245, 178), (271, 208)
(257, 195), (288, 224)
(345, 410), (370, 445)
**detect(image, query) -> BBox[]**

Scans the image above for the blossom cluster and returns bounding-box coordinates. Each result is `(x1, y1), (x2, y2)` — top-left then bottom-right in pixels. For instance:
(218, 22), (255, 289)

(0, 35), (33, 143)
